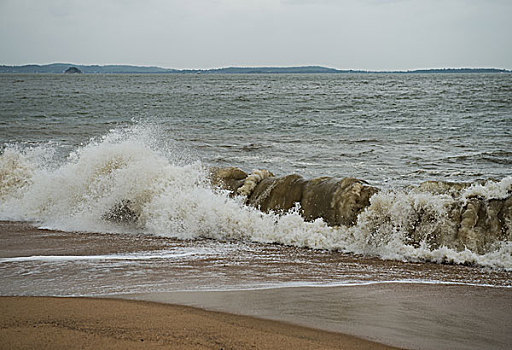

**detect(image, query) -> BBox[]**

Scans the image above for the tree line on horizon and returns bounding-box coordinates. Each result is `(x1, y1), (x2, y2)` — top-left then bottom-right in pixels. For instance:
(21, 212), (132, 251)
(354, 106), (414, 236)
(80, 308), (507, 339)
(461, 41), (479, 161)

(0, 63), (509, 74)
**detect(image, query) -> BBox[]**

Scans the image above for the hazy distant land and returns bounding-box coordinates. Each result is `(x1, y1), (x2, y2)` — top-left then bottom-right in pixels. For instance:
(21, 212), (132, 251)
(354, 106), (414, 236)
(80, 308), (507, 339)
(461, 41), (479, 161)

(0, 63), (509, 74)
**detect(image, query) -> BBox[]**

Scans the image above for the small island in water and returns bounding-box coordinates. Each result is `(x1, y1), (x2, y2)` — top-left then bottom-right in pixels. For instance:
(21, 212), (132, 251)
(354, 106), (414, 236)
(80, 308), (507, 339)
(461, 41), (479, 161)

(64, 66), (82, 74)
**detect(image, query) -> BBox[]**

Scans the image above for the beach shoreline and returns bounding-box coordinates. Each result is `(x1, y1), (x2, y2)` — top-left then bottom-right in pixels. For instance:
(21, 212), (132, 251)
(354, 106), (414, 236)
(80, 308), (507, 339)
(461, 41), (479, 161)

(1, 220), (512, 349)
(0, 296), (400, 350)
(2, 281), (511, 350)
(118, 283), (512, 350)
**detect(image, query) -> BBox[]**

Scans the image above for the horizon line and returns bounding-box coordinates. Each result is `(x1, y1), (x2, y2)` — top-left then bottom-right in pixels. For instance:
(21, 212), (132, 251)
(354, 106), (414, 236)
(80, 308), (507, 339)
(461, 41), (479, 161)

(1, 62), (511, 72)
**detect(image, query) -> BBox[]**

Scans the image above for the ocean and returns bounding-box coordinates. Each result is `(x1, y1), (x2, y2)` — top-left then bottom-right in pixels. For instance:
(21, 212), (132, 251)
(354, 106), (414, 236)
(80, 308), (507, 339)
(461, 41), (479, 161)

(1, 73), (511, 349)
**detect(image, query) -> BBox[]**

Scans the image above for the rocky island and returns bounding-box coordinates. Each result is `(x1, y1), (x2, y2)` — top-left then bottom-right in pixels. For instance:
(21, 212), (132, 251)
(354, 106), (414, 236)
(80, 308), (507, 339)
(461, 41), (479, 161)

(64, 66), (82, 74)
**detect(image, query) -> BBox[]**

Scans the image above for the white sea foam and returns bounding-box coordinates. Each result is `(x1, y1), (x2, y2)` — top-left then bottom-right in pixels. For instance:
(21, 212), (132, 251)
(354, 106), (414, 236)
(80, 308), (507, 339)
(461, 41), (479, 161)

(462, 176), (512, 202)
(0, 125), (510, 269)
(237, 169), (273, 196)
(0, 251), (199, 263)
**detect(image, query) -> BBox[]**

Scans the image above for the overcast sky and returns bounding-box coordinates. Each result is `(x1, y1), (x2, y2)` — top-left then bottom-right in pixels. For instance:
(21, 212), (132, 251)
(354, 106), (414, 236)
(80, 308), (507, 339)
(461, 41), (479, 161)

(1, 0), (511, 70)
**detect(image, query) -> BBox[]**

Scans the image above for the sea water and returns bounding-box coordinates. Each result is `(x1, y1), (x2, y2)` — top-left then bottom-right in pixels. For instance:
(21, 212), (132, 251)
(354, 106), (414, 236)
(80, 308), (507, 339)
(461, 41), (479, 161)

(0, 73), (511, 297)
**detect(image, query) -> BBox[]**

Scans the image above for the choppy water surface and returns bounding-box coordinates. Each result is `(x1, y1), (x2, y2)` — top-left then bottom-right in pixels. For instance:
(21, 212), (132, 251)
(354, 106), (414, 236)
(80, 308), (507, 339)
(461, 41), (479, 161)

(0, 73), (511, 296)
(1, 73), (511, 186)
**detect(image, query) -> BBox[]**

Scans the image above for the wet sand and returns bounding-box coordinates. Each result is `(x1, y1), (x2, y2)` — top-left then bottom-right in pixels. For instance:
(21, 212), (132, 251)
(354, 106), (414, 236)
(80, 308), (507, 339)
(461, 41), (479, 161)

(2, 221), (511, 349)
(122, 283), (512, 350)
(0, 296), (398, 350)
(0, 221), (171, 258)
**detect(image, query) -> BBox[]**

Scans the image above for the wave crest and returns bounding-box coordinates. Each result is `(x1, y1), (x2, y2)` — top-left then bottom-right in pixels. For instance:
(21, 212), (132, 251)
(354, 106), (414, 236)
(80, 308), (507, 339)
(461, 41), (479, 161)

(1, 125), (510, 269)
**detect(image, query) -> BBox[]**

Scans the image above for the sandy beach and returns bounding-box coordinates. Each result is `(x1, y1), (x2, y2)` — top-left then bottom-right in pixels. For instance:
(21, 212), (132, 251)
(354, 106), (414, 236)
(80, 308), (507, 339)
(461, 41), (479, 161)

(123, 283), (512, 350)
(0, 296), (399, 350)
(2, 221), (512, 349)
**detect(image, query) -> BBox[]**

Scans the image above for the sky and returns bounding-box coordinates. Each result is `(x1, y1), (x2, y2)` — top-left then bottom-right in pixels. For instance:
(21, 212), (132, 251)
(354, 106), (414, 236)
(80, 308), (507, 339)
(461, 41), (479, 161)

(0, 0), (511, 70)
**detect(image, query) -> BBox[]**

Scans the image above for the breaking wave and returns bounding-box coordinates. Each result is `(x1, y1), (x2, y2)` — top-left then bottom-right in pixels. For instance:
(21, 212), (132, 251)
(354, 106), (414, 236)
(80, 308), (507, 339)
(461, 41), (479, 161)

(1, 125), (510, 269)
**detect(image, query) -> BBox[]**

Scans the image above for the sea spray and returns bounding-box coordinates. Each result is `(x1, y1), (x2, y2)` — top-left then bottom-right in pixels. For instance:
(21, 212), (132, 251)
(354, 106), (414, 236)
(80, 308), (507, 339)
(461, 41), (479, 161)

(0, 125), (511, 269)
(349, 188), (511, 268)
(0, 147), (35, 200)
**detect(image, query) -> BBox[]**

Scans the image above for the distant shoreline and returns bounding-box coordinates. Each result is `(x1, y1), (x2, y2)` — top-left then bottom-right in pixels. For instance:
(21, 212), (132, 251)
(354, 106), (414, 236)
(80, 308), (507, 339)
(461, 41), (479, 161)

(0, 63), (510, 74)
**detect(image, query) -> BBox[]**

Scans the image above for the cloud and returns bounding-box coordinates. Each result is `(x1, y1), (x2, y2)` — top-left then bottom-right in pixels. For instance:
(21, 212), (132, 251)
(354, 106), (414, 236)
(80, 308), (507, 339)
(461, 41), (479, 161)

(0, 0), (510, 69)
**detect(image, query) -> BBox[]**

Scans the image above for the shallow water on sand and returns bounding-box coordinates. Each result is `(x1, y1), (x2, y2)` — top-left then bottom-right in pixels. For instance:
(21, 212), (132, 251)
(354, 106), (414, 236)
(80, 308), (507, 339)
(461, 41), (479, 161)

(126, 284), (512, 350)
(1, 221), (510, 297)
(1, 221), (511, 350)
